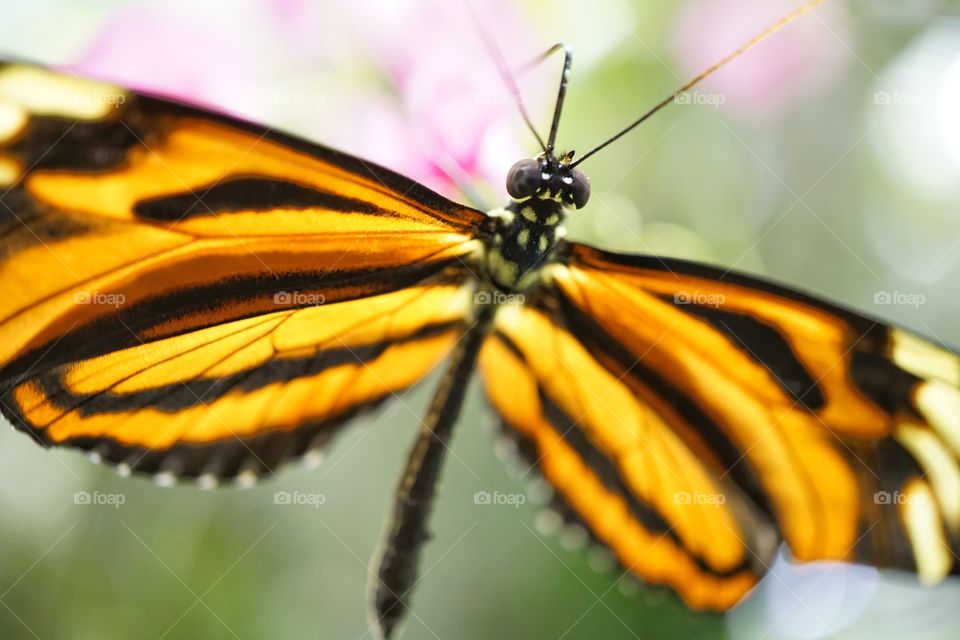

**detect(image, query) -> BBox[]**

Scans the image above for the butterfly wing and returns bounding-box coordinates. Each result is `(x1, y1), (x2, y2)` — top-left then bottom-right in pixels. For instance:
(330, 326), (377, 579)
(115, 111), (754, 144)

(480, 240), (960, 608)
(0, 63), (486, 482)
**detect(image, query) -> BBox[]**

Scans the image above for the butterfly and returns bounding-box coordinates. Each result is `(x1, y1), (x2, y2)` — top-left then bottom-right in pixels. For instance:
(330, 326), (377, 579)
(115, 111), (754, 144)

(1, 1), (958, 638)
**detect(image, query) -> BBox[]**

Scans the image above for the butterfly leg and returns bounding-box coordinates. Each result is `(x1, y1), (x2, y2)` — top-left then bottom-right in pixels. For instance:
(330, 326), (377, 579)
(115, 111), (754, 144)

(370, 299), (496, 639)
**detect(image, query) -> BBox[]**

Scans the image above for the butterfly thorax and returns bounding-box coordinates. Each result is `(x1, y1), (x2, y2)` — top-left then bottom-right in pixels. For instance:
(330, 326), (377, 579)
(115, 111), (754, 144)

(484, 197), (567, 291)
(484, 152), (589, 291)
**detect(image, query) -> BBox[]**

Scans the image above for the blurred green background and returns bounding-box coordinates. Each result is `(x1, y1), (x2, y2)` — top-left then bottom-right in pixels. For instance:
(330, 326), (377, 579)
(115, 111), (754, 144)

(2, 0), (960, 638)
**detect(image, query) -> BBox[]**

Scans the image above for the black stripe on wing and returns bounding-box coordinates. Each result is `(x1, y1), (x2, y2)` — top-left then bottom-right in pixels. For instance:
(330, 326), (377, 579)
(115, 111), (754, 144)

(545, 288), (776, 522)
(68, 395), (392, 484)
(26, 321), (457, 419)
(0, 262), (463, 383)
(133, 177), (382, 221)
(656, 296), (825, 409)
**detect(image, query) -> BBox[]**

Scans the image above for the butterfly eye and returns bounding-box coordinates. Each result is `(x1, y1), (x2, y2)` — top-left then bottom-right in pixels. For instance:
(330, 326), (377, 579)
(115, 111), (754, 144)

(569, 170), (591, 209)
(506, 159), (542, 199)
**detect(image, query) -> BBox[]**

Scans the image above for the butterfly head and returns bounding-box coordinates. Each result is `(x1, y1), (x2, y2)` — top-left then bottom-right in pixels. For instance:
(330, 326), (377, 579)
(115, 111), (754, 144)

(506, 152), (590, 210)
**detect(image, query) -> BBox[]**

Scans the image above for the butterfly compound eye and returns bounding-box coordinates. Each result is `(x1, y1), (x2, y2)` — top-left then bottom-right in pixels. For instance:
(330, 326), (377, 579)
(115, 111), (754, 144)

(506, 159), (542, 199)
(569, 170), (590, 209)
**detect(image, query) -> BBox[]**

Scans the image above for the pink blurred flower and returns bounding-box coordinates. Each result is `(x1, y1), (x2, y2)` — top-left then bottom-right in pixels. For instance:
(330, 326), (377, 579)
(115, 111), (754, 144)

(68, 6), (267, 117)
(69, 0), (546, 204)
(264, 0), (335, 60)
(276, 0), (544, 200)
(670, 0), (851, 120)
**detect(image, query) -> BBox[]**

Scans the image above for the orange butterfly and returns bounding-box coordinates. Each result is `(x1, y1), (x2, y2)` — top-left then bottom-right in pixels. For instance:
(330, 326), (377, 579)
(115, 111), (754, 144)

(0, 1), (956, 637)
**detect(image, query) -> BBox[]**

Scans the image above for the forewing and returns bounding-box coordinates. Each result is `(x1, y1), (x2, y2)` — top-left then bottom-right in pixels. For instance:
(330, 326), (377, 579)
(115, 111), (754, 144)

(0, 63), (486, 480)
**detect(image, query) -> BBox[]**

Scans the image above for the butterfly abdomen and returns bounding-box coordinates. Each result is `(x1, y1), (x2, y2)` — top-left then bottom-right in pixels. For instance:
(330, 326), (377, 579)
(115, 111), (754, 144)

(485, 198), (566, 291)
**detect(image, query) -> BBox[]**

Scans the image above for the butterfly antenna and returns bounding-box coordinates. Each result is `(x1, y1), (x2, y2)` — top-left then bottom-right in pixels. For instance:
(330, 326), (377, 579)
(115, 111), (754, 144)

(571, 0), (830, 168)
(469, 5), (549, 154)
(546, 44), (573, 154)
(511, 42), (575, 154)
